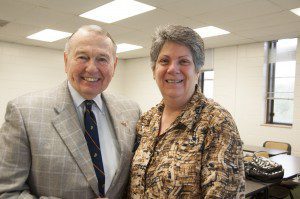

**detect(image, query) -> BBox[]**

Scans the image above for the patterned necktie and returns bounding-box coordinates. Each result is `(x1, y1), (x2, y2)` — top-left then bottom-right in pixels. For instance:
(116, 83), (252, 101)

(84, 100), (105, 197)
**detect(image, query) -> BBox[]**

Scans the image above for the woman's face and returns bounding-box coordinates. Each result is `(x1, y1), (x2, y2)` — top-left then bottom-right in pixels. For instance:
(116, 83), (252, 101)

(153, 41), (199, 105)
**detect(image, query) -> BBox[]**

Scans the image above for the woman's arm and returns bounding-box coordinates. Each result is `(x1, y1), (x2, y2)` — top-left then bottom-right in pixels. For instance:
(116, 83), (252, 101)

(200, 111), (245, 199)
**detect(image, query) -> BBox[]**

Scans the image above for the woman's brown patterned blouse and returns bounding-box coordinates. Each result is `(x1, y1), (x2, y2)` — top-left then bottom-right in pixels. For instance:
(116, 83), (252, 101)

(128, 88), (245, 198)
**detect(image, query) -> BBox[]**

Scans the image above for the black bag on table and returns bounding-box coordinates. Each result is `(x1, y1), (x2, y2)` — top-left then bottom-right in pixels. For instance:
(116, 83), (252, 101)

(244, 154), (284, 183)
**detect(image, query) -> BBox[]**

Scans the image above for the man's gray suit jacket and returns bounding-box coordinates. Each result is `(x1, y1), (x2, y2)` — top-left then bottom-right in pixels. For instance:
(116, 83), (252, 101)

(0, 81), (141, 199)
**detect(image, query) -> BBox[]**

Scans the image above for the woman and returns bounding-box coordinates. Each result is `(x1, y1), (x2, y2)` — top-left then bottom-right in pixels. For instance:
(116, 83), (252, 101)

(128, 25), (245, 198)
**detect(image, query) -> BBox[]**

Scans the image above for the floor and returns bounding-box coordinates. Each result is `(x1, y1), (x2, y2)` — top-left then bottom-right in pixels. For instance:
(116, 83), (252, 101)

(285, 186), (300, 198)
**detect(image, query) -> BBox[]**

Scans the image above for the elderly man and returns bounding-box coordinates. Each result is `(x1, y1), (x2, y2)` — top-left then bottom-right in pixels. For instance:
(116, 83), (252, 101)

(0, 25), (140, 199)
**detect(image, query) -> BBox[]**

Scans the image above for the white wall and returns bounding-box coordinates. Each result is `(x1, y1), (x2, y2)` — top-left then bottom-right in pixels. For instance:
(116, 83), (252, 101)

(1, 40), (300, 156)
(213, 43), (267, 138)
(106, 59), (126, 93)
(213, 42), (300, 156)
(121, 58), (161, 111)
(0, 41), (65, 124)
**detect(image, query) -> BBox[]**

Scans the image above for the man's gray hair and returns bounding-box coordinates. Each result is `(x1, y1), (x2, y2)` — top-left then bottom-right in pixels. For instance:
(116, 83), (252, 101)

(64, 25), (117, 56)
(150, 25), (205, 72)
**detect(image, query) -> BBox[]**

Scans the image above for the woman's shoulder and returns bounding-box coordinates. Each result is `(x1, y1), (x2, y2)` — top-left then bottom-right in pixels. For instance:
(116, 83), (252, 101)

(138, 106), (158, 125)
(192, 90), (233, 122)
(199, 98), (239, 135)
(136, 104), (160, 135)
(202, 99), (234, 121)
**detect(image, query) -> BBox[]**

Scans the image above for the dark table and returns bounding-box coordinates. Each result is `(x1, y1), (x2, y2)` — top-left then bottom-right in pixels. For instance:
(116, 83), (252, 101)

(245, 180), (269, 198)
(270, 154), (300, 179)
(243, 145), (288, 157)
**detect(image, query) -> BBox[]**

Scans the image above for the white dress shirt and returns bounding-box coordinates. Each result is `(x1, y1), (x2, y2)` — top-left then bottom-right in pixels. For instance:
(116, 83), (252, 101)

(68, 82), (120, 193)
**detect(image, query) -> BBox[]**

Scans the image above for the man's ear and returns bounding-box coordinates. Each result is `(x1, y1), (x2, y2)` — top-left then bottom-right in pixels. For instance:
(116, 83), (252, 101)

(112, 56), (118, 76)
(63, 52), (68, 73)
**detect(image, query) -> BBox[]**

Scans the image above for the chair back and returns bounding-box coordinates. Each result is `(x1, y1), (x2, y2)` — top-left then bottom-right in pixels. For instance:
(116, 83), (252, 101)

(243, 155), (253, 162)
(254, 151), (270, 158)
(263, 141), (291, 155)
(243, 151), (269, 162)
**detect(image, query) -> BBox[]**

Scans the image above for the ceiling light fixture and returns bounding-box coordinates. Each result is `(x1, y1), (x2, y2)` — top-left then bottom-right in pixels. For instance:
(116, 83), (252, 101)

(117, 43), (142, 53)
(80, 0), (156, 23)
(27, 29), (72, 42)
(194, 26), (230, 38)
(290, 7), (300, 16)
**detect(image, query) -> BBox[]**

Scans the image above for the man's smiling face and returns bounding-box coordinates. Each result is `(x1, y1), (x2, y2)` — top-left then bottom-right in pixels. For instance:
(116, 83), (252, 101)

(64, 30), (117, 99)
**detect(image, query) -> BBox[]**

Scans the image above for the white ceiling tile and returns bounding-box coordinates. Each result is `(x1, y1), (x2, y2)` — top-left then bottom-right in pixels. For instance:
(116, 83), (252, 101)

(194, 0), (283, 24)
(268, 0), (300, 10)
(0, 23), (41, 37)
(238, 21), (300, 40)
(203, 33), (255, 49)
(101, 24), (138, 38)
(0, 33), (23, 43)
(50, 15), (105, 33)
(114, 8), (203, 33)
(11, 35), (67, 51)
(0, 0), (35, 21)
(162, 0), (253, 18)
(17, 0), (111, 15)
(114, 30), (152, 48)
(0, 0), (299, 59)
(14, 6), (74, 27)
(221, 11), (300, 32)
(137, 0), (181, 7)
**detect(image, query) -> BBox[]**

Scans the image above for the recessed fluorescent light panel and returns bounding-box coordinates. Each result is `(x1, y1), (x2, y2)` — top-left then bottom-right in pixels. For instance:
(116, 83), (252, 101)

(80, 0), (156, 23)
(194, 26), (230, 38)
(290, 7), (300, 16)
(27, 29), (72, 42)
(117, 43), (142, 53)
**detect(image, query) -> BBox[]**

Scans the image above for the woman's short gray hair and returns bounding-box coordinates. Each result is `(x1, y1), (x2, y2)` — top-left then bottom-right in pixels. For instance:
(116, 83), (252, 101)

(150, 25), (205, 72)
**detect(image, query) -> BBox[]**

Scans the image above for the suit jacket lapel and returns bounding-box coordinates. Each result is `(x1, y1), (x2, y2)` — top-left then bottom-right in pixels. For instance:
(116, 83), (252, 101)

(51, 82), (99, 196)
(102, 93), (131, 193)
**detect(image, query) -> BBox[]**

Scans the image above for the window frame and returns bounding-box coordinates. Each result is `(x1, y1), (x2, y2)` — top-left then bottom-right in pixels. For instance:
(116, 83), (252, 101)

(265, 40), (296, 126)
(200, 70), (214, 98)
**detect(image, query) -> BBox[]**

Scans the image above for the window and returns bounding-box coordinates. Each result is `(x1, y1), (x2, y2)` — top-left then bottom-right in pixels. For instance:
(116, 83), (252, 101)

(266, 38), (297, 125)
(200, 70), (214, 99)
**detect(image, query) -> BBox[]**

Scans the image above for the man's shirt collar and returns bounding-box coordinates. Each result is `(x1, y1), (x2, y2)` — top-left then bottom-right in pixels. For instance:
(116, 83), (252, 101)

(67, 81), (104, 112)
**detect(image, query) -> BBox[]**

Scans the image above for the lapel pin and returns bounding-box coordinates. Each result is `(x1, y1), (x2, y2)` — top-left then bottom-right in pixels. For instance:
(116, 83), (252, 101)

(121, 121), (128, 127)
